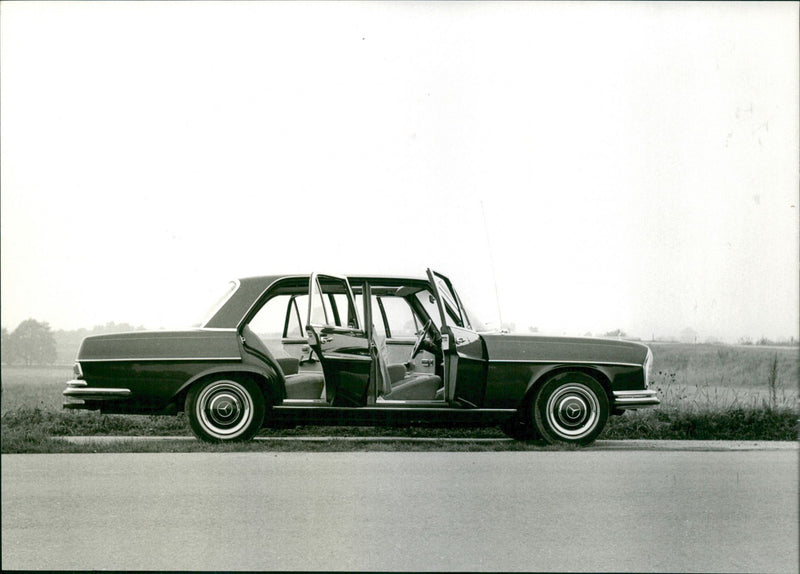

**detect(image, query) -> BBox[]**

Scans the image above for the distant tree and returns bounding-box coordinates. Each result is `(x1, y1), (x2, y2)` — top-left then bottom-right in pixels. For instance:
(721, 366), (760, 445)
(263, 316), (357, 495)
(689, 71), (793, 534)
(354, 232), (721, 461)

(8, 319), (57, 365)
(51, 322), (148, 364)
(528, 326), (539, 333)
(603, 329), (627, 338)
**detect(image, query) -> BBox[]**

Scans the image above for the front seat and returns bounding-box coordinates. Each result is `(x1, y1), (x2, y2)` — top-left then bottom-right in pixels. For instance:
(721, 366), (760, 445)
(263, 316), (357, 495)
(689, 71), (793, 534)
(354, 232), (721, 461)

(373, 331), (441, 400)
(242, 325), (325, 400)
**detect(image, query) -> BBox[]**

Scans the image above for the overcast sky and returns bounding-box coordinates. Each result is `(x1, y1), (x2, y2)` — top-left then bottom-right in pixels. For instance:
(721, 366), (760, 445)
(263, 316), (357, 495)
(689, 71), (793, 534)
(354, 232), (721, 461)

(2, 1), (798, 342)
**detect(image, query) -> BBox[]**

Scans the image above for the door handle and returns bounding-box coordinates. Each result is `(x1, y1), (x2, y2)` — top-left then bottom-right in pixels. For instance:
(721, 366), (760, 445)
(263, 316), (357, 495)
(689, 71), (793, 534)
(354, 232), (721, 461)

(421, 358), (433, 367)
(456, 337), (466, 345)
(320, 336), (334, 344)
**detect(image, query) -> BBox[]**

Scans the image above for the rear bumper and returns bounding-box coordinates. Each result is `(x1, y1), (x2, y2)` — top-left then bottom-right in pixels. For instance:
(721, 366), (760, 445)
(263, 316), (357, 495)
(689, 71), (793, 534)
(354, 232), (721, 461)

(62, 380), (131, 408)
(612, 389), (660, 410)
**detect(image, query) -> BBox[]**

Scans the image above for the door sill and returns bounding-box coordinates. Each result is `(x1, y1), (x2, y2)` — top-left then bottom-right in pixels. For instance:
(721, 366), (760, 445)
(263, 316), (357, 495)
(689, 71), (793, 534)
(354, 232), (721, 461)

(376, 397), (447, 407)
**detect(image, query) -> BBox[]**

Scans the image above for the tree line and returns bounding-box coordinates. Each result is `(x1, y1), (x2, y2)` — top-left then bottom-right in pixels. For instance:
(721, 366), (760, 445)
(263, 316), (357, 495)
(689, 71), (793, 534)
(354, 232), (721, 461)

(2, 319), (57, 365)
(2, 320), (146, 365)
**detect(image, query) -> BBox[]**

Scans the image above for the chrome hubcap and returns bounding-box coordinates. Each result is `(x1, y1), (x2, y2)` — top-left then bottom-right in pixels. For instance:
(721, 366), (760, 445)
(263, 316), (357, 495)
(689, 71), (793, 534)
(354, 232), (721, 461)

(196, 381), (253, 439)
(545, 383), (599, 439)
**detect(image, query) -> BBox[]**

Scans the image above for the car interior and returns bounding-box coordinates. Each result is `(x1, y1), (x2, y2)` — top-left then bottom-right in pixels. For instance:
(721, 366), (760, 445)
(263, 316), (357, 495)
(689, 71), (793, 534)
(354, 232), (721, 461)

(242, 278), (445, 403)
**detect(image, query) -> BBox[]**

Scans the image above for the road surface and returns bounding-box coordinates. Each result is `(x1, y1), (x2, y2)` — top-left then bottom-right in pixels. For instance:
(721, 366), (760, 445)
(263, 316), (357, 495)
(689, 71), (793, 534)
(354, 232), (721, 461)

(2, 448), (797, 572)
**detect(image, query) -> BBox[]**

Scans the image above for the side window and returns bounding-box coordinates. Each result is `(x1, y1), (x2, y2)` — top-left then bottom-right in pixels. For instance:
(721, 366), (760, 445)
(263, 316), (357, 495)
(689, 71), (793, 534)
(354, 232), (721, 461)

(285, 295), (306, 338)
(362, 294), (386, 337)
(331, 293), (358, 329)
(309, 276), (360, 329)
(249, 294), (296, 339)
(379, 296), (419, 338)
(434, 276), (464, 327)
(309, 278), (329, 326)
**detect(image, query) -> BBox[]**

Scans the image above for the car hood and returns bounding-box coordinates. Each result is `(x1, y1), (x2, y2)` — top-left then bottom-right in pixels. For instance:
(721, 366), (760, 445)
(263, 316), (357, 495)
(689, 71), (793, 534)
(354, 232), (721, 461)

(77, 329), (242, 362)
(480, 333), (649, 365)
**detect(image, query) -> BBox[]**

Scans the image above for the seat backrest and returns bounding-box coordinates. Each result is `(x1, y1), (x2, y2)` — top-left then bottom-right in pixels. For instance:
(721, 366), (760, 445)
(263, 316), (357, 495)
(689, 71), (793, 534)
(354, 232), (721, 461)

(372, 329), (393, 397)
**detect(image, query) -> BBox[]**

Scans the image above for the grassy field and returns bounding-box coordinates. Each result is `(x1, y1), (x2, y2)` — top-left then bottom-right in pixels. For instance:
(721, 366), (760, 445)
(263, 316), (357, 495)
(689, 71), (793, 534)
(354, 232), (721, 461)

(648, 342), (798, 410)
(1, 366), (77, 413)
(1, 342), (797, 453)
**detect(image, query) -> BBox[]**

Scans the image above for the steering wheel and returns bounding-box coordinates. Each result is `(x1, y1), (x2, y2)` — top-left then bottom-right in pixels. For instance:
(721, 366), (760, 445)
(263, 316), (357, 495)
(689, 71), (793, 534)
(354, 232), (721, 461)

(411, 319), (435, 359)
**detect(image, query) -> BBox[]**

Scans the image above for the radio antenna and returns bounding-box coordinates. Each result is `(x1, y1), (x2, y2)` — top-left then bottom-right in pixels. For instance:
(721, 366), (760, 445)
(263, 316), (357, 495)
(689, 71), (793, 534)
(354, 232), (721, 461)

(480, 200), (504, 330)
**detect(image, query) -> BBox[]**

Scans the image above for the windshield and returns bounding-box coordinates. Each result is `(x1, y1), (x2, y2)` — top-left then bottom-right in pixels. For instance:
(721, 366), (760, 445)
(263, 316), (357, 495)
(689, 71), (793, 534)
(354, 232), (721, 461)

(196, 280), (239, 327)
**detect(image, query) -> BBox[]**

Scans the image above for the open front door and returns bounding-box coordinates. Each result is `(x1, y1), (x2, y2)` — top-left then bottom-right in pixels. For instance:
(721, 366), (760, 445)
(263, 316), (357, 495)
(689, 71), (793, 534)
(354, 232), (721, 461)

(426, 269), (488, 408)
(306, 273), (372, 407)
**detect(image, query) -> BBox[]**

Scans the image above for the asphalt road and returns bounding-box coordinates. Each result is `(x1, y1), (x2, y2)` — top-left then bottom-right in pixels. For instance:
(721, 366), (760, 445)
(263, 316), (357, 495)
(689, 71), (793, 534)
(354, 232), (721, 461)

(3, 448), (798, 572)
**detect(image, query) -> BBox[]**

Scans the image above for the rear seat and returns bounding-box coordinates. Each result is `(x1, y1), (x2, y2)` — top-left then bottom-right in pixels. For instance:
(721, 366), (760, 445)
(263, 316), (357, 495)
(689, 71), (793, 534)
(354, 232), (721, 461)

(242, 326), (325, 400)
(244, 326), (441, 401)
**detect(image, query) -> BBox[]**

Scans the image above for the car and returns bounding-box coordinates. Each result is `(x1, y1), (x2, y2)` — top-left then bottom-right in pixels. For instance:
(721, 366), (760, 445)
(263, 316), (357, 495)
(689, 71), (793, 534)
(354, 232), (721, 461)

(63, 269), (659, 445)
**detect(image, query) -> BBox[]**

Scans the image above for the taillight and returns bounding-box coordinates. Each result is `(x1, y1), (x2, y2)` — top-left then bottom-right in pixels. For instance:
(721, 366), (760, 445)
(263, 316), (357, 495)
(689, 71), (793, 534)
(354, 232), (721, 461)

(643, 348), (653, 388)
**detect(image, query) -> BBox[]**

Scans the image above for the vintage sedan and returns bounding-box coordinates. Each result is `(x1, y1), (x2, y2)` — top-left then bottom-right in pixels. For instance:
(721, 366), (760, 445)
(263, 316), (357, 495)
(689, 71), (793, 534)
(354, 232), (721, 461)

(63, 269), (659, 445)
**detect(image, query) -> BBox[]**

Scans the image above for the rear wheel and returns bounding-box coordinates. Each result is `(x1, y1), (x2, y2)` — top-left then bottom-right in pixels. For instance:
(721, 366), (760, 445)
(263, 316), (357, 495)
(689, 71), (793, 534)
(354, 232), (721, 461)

(532, 372), (609, 446)
(187, 376), (265, 442)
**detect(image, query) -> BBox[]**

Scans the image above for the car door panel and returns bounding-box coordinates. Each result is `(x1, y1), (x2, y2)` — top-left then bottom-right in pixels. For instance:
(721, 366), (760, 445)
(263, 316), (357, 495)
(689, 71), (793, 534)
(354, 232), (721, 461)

(306, 274), (372, 407)
(426, 269), (488, 407)
(444, 325), (487, 406)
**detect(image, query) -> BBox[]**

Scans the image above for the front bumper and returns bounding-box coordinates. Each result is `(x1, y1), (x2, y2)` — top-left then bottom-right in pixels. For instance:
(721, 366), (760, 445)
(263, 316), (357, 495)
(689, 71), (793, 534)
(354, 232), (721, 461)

(62, 380), (132, 409)
(612, 389), (660, 410)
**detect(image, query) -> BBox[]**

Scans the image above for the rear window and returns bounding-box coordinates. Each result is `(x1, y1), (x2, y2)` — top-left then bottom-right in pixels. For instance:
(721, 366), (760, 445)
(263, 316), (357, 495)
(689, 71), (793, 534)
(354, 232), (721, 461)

(198, 280), (239, 327)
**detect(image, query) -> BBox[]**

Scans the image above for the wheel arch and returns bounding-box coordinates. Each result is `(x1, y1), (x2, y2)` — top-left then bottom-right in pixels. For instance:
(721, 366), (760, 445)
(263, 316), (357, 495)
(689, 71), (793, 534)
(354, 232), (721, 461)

(521, 365), (613, 410)
(173, 365), (283, 413)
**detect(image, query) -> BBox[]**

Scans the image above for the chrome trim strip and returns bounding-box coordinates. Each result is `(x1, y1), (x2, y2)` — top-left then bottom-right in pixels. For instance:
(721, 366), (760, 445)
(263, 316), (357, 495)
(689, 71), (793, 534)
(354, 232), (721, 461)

(62, 387), (132, 397)
(612, 389), (660, 409)
(323, 352), (371, 362)
(613, 390), (659, 398)
(66, 379), (88, 388)
(488, 359), (642, 368)
(281, 399), (328, 405)
(78, 357), (242, 362)
(376, 398), (446, 405)
(272, 405), (516, 413)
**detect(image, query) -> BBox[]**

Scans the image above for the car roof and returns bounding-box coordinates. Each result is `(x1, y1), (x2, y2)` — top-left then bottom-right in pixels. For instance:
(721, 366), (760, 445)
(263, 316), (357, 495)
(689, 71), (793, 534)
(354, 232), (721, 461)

(204, 273), (431, 328)
(237, 273), (428, 283)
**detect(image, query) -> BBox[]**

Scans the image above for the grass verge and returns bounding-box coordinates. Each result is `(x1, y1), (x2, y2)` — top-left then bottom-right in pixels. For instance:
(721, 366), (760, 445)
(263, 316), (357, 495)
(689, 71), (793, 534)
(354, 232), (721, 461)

(603, 406), (798, 441)
(2, 404), (797, 453)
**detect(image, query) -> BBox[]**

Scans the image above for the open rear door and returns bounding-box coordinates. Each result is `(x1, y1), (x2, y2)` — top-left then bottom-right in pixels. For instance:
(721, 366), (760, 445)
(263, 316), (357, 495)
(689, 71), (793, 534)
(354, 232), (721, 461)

(426, 269), (488, 408)
(305, 273), (372, 407)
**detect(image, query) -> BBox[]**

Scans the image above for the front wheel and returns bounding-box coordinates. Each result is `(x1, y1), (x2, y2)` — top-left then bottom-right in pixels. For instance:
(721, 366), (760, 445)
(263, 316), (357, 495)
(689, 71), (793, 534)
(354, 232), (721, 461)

(532, 372), (609, 446)
(187, 376), (265, 442)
